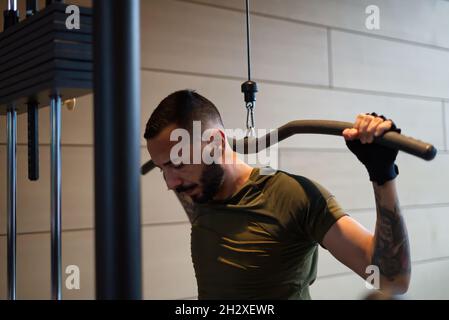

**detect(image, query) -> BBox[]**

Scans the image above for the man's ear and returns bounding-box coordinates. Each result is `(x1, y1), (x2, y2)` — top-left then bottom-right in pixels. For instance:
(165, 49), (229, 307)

(213, 129), (228, 162)
(217, 129), (226, 151)
(202, 128), (226, 164)
(214, 129), (226, 160)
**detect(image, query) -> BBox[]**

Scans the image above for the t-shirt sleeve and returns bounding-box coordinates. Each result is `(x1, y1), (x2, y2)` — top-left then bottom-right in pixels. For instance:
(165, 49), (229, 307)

(308, 182), (347, 246)
(291, 176), (348, 247)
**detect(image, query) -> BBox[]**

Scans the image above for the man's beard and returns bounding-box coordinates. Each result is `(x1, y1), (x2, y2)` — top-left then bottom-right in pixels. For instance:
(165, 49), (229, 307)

(193, 163), (224, 204)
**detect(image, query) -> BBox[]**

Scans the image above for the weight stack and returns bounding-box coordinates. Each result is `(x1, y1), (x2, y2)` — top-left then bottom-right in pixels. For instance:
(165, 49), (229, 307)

(0, 3), (92, 114)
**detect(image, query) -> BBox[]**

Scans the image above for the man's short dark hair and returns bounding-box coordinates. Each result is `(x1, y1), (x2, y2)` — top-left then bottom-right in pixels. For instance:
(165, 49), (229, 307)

(144, 90), (224, 140)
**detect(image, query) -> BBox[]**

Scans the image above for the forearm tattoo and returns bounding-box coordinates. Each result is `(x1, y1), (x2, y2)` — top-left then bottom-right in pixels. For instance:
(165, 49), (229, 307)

(372, 188), (411, 281)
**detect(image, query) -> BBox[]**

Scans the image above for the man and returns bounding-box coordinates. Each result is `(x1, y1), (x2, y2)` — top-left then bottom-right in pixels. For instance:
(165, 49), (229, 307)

(144, 90), (410, 299)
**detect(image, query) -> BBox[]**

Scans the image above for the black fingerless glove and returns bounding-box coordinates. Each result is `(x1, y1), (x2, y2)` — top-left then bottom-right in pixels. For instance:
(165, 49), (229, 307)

(346, 113), (400, 186)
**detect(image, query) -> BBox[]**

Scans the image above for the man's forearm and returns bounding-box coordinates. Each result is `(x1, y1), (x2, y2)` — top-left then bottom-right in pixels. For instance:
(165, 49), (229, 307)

(371, 179), (411, 292)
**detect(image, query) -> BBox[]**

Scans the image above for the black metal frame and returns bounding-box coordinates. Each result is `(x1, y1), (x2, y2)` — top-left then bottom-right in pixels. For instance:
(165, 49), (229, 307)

(93, 0), (142, 300)
(1, 0), (144, 300)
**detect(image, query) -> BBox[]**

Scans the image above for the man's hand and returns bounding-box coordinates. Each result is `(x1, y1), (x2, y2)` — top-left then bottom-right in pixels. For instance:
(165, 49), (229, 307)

(343, 113), (394, 143)
(343, 113), (400, 186)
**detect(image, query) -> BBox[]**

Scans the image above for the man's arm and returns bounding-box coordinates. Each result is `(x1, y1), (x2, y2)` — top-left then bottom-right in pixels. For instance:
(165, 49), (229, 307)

(322, 179), (410, 294)
(323, 113), (411, 294)
(371, 180), (411, 290)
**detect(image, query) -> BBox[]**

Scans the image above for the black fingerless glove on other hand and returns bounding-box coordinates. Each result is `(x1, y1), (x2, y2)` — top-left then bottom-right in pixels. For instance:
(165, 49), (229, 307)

(346, 113), (400, 186)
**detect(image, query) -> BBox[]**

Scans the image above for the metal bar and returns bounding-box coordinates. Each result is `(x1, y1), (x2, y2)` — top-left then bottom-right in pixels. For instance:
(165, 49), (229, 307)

(27, 102), (39, 181)
(141, 119), (438, 175)
(8, 0), (18, 11)
(7, 107), (17, 300)
(50, 95), (62, 300)
(4, 0), (19, 30)
(46, 0), (64, 6)
(245, 0), (251, 81)
(93, 0), (142, 299)
(26, 0), (39, 17)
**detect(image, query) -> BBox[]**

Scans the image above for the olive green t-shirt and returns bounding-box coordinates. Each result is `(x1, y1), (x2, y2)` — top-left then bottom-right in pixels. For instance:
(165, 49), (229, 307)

(190, 168), (347, 300)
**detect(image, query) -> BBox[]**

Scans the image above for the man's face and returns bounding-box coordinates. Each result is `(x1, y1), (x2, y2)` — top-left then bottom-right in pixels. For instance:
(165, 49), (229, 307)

(146, 124), (225, 204)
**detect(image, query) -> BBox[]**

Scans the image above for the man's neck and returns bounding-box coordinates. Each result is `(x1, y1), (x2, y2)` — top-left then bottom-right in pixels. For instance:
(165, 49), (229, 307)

(213, 154), (254, 201)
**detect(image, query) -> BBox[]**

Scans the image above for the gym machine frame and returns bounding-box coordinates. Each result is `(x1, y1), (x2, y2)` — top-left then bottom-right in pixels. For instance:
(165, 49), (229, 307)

(1, 0), (142, 299)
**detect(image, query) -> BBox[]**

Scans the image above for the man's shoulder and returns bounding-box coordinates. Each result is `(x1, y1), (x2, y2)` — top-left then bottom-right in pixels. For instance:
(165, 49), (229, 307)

(249, 170), (315, 207)
(265, 170), (321, 195)
(256, 170), (335, 210)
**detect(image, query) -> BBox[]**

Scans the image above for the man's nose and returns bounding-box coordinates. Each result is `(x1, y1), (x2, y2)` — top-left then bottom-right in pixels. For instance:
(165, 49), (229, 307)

(164, 171), (183, 190)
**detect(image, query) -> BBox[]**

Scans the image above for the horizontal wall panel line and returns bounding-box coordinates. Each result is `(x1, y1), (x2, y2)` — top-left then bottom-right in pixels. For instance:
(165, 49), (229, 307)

(3, 198), (449, 232)
(279, 147), (448, 155)
(0, 143), (94, 148)
(179, 296), (198, 300)
(316, 255), (449, 281)
(141, 67), (448, 103)
(0, 227), (94, 237)
(0, 220), (190, 237)
(347, 202), (449, 214)
(177, 0), (449, 53)
(175, 0), (329, 29)
(141, 220), (190, 228)
(332, 86), (449, 104)
(3, 145), (446, 156)
(413, 255), (449, 266)
(1, 201), (447, 237)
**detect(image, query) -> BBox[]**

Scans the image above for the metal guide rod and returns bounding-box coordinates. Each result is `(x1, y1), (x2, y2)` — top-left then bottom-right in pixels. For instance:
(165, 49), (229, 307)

(7, 108), (17, 301)
(50, 95), (62, 300)
(8, 0), (17, 11)
(5, 0), (19, 302)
